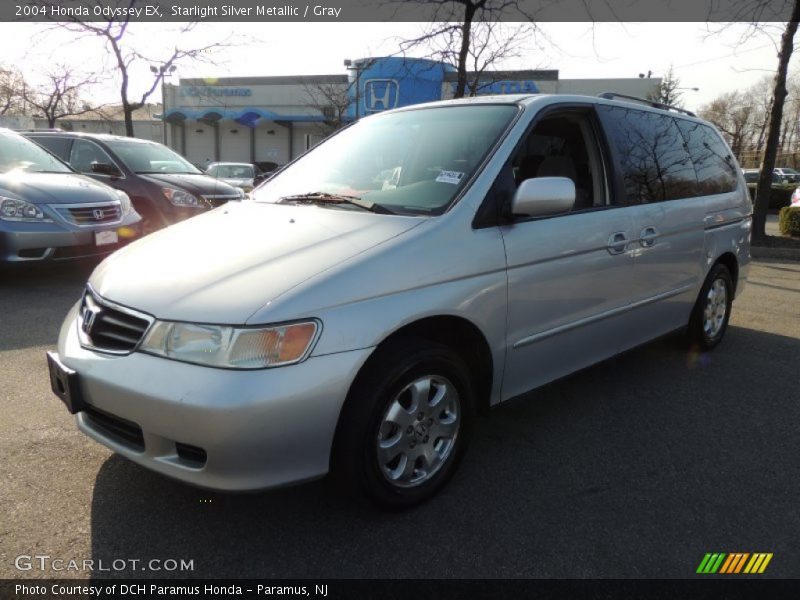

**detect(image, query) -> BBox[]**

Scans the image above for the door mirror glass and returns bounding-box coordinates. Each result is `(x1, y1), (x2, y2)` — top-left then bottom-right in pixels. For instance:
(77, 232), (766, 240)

(512, 177), (575, 217)
(90, 162), (122, 178)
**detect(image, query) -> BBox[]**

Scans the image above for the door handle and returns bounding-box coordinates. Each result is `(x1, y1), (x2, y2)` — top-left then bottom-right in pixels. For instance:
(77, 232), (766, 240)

(607, 231), (629, 255)
(639, 226), (659, 248)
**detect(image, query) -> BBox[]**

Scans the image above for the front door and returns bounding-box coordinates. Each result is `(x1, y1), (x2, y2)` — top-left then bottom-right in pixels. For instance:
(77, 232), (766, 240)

(499, 107), (638, 400)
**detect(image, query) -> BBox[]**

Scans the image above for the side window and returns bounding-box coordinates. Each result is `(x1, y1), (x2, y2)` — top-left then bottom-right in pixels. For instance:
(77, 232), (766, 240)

(675, 120), (738, 195)
(598, 105), (697, 204)
(69, 140), (115, 174)
(31, 136), (72, 161)
(510, 113), (607, 212)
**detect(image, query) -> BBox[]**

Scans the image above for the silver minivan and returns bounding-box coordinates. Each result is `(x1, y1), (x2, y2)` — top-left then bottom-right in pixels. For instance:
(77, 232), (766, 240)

(47, 94), (751, 508)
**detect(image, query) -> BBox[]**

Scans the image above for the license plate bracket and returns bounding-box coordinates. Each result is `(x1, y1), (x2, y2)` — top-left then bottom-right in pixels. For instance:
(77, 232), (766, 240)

(46, 351), (86, 414)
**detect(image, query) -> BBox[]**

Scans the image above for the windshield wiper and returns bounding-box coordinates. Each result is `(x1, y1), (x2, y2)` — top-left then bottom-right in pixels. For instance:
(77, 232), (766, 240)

(277, 192), (395, 214)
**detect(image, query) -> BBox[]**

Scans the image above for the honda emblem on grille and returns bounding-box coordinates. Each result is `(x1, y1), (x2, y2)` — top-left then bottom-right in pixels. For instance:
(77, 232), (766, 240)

(82, 303), (101, 335)
(93, 208), (105, 220)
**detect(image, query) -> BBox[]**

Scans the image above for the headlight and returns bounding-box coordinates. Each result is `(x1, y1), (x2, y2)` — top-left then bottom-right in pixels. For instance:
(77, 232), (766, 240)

(117, 190), (134, 215)
(162, 187), (201, 207)
(0, 196), (52, 222)
(139, 320), (320, 369)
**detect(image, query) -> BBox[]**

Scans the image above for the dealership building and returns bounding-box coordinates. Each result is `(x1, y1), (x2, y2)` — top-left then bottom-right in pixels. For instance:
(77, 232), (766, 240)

(162, 57), (660, 168)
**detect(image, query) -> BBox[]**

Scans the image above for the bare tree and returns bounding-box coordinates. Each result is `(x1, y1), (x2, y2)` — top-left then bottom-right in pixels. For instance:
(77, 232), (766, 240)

(302, 79), (352, 135)
(709, 4), (800, 242)
(776, 71), (800, 161)
(700, 91), (756, 160)
(698, 74), (786, 168)
(752, 11), (800, 242)
(394, 1), (548, 99)
(648, 65), (684, 107)
(410, 21), (535, 97)
(23, 66), (104, 128)
(0, 66), (27, 117)
(38, 0), (231, 136)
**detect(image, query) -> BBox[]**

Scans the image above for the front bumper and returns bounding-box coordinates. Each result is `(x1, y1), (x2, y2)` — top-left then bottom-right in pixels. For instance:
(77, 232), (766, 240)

(0, 215), (141, 263)
(56, 303), (372, 491)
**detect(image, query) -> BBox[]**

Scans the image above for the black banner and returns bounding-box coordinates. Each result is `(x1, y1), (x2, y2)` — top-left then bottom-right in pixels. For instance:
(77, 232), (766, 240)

(5, 0), (798, 23)
(3, 579), (800, 600)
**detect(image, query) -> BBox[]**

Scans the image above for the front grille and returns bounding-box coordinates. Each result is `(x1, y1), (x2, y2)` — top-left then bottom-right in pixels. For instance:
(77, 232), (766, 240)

(58, 203), (121, 226)
(84, 406), (144, 450)
(78, 289), (152, 354)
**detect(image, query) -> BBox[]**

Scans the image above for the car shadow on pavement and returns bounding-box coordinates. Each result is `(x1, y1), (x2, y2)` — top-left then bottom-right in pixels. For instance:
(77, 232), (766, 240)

(87, 325), (800, 579)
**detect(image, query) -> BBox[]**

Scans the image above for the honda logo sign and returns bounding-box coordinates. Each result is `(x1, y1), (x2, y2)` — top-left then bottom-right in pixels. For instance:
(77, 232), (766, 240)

(363, 79), (400, 113)
(92, 209), (105, 220)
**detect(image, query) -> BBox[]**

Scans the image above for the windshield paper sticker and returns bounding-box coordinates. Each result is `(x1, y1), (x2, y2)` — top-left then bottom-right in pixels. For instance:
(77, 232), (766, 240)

(436, 170), (464, 185)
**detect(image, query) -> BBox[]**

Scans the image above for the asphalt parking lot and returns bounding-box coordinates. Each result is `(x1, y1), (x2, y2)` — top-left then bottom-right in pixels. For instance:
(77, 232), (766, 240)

(1, 258), (799, 579)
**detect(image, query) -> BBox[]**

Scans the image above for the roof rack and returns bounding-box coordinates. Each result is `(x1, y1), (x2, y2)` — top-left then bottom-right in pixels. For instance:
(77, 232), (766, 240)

(597, 92), (696, 117)
(12, 128), (64, 133)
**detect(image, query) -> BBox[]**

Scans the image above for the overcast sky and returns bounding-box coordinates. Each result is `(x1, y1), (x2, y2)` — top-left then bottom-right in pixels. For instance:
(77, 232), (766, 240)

(1, 21), (785, 112)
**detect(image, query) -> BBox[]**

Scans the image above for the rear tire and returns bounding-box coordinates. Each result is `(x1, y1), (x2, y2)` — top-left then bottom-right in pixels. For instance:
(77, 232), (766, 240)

(332, 338), (475, 510)
(687, 263), (734, 350)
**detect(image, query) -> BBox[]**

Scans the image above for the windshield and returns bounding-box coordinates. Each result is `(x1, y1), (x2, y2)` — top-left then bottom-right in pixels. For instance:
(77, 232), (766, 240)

(105, 140), (201, 175)
(210, 164), (254, 179)
(0, 132), (71, 174)
(252, 104), (519, 215)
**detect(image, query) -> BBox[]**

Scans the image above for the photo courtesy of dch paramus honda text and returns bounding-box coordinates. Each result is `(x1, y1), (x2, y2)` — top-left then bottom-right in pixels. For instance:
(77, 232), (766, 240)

(47, 92), (751, 509)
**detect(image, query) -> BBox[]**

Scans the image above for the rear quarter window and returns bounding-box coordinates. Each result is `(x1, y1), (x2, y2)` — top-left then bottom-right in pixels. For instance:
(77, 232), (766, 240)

(674, 120), (738, 195)
(597, 105), (697, 204)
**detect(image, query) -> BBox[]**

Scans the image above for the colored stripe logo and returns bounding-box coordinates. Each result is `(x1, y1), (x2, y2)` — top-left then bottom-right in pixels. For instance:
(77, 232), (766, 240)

(697, 553), (773, 574)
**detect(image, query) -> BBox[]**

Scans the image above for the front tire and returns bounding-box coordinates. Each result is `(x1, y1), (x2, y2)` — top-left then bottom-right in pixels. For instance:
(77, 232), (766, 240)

(688, 263), (734, 350)
(332, 339), (475, 510)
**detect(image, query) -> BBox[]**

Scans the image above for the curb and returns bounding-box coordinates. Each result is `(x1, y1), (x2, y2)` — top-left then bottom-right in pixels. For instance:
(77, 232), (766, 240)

(751, 246), (800, 261)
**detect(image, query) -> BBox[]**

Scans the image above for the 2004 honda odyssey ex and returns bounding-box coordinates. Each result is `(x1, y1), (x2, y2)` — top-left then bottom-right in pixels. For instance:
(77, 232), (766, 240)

(47, 93), (751, 508)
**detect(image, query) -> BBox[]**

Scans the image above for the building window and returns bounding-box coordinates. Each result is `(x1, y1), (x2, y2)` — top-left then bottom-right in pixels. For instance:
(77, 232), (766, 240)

(304, 133), (311, 151)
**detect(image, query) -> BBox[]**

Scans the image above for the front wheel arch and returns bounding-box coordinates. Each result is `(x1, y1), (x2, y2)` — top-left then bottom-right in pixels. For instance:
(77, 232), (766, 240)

(330, 336), (477, 509)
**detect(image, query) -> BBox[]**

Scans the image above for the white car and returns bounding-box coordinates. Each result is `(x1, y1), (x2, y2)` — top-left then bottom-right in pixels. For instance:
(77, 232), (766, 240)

(774, 167), (800, 183)
(206, 162), (261, 193)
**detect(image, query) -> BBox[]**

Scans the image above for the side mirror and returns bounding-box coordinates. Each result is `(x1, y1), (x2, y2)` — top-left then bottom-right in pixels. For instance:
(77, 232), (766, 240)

(512, 177), (575, 218)
(90, 162), (122, 178)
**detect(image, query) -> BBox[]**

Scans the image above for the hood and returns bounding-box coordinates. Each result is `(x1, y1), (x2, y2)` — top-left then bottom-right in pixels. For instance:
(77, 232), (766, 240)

(140, 172), (242, 196)
(0, 172), (118, 204)
(90, 201), (423, 324)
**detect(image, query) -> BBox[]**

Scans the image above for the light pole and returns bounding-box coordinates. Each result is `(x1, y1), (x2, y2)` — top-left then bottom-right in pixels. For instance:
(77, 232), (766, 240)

(344, 58), (363, 120)
(150, 63), (177, 145)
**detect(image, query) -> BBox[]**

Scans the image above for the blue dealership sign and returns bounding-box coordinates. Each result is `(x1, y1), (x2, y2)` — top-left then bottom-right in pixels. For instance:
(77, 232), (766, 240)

(347, 57), (539, 118)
